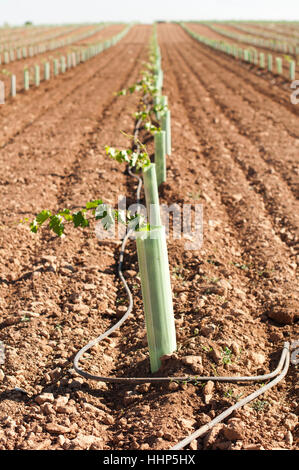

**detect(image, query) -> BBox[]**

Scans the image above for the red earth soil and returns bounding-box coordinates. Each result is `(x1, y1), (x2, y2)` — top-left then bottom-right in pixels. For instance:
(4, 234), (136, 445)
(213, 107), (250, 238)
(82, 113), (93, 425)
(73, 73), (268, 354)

(0, 23), (298, 451)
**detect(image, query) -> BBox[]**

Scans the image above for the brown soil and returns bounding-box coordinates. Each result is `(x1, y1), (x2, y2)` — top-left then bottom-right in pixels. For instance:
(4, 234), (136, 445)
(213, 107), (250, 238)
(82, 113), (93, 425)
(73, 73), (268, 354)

(0, 23), (298, 451)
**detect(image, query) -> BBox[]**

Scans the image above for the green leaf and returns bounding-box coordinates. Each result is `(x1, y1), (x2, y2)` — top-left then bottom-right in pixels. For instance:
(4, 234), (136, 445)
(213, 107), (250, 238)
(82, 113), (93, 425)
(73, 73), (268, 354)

(35, 210), (52, 225)
(72, 211), (89, 228)
(49, 215), (65, 236)
(86, 199), (103, 209)
(30, 220), (38, 233)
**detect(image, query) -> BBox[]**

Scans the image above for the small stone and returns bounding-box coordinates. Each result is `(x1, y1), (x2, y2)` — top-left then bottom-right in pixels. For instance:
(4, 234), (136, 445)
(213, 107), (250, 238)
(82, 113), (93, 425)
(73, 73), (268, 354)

(223, 421), (245, 441)
(210, 344), (223, 364)
(285, 414), (298, 431)
(57, 435), (65, 446)
(233, 194), (243, 202)
(204, 380), (214, 404)
(49, 368), (62, 381)
(242, 444), (265, 450)
(40, 403), (55, 415)
(45, 423), (70, 434)
(125, 270), (137, 278)
(84, 284), (97, 291)
(248, 352), (266, 366)
(182, 355), (203, 373)
(268, 308), (294, 325)
(42, 255), (57, 264)
(201, 324), (216, 337)
(0, 369), (4, 381)
(204, 423), (224, 448)
(20, 310), (40, 318)
(103, 414), (115, 425)
(204, 380), (214, 395)
(140, 443), (150, 450)
(70, 434), (103, 450)
(168, 381), (179, 391)
(73, 303), (89, 315)
(55, 396), (69, 412)
(189, 439), (198, 450)
(163, 432), (174, 441)
(218, 279), (232, 292)
(35, 393), (55, 405)
(138, 383), (151, 393)
(285, 431), (293, 446)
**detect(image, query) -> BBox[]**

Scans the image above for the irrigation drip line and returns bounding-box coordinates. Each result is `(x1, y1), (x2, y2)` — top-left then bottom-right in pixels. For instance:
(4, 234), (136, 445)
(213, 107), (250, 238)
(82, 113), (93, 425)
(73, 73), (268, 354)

(171, 343), (291, 450)
(73, 70), (295, 450)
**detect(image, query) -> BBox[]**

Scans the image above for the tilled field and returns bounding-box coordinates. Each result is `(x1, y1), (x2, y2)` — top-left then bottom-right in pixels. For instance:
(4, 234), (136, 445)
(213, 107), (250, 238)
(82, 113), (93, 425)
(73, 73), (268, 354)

(0, 23), (298, 451)
(187, 22), (297, 80)
(0, 24), (125, 97)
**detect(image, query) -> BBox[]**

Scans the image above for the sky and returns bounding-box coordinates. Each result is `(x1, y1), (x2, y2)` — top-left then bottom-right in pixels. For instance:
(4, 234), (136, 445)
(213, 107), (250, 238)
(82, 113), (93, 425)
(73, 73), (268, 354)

(1, 0), (299, 25)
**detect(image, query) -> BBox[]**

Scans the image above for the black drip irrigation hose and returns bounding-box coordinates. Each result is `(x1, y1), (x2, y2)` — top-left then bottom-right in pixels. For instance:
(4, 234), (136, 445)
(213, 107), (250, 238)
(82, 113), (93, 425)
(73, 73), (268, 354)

(73, 81), (294, 450)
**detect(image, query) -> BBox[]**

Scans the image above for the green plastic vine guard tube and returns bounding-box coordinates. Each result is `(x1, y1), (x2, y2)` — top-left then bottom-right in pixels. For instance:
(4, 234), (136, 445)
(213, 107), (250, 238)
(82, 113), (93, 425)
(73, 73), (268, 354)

(268, 54), (273, 72)
(10, 75), (16, 97)
(24, 70), (30, 91)
(72, 52), (77, 67)
(53, 59), (59, 76)
(158, 95), (168, 120)
(142, 163), (161, 226)
(243, 50), (249, 62)
(276, 57), (282, 75)
(67, 53), (72, 69)
(154, 130), (166, 187)
(135, 225), (177, 373)
(161, 109), (171, 156)
(61, 56), (66, 73)
(259, 52), (265, 69)
(290, 60), (296, 81)
(44, 62), (50, 81)
(34, 65), (40, 86)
